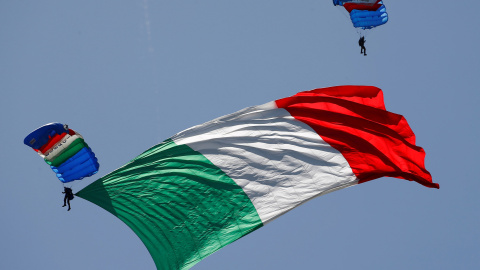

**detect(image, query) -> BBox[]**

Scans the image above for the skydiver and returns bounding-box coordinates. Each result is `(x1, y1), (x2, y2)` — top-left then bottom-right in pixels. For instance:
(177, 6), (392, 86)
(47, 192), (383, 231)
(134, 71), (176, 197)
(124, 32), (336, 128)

(62, 187), (74, 211)
(359, 36), (366, 56)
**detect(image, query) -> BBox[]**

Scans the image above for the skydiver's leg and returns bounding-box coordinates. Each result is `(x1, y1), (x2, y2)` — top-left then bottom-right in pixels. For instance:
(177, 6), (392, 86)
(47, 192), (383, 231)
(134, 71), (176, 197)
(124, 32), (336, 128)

(67, 199), (71, 211)
(63, 196), (67, 207)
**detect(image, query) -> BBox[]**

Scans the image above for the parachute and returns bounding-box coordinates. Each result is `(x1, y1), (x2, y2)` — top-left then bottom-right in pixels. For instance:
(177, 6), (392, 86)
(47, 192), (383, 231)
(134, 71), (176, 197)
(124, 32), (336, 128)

(333, 0), (388, 30)
(24, 123), (99, 183)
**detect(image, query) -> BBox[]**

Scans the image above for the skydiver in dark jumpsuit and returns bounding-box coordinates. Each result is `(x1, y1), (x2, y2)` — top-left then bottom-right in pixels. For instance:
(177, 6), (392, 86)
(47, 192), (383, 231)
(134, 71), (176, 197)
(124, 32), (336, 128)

(62, 187), (74, 211)
(359, 36), (366, 56)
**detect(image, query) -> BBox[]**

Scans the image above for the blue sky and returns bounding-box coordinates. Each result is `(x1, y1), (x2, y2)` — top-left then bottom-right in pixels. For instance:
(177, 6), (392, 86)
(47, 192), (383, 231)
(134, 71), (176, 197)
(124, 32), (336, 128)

(1, 1), (479, 269)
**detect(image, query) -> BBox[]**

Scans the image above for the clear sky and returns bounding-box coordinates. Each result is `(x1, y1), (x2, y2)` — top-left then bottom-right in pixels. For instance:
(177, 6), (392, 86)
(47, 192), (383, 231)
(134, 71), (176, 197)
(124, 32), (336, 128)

(1, 1), (479, 269)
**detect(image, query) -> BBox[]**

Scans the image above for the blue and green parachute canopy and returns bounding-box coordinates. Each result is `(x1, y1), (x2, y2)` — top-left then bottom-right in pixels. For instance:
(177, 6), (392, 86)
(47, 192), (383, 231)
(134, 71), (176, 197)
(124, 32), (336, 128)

(24, 123), (99, 183)
(333, 0), (388, 30)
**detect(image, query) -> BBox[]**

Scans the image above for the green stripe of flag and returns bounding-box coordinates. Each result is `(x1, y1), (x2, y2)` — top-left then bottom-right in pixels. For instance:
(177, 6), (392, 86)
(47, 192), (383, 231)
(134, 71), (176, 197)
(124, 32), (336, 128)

(76, 139), (263, 270)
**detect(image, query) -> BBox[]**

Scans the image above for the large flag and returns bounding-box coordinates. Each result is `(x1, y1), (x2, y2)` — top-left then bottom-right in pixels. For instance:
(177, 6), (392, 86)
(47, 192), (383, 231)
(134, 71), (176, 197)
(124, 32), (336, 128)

(77, 85), (438, 270)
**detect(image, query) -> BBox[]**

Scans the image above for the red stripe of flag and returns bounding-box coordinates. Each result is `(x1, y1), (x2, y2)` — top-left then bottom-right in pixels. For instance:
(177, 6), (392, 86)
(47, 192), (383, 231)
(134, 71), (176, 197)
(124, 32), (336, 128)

(276, 85), (439, 189)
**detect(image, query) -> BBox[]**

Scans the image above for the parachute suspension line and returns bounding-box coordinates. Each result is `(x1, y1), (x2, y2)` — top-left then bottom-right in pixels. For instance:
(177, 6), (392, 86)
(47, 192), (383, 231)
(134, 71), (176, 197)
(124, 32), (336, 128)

(333, 6), (366, 38)
(334, 5), (350, 20)
(354, 23), (370, 36)
(61, 181), (76, 191)
(60, 182), (67, 196)
(66, 182), (75, 190)
(334, 5), (352, 28)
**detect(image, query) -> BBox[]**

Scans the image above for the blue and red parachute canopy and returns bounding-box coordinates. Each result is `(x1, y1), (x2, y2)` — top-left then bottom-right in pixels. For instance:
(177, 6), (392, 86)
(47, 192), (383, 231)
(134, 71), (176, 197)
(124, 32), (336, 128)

(333, 0), (388, 30)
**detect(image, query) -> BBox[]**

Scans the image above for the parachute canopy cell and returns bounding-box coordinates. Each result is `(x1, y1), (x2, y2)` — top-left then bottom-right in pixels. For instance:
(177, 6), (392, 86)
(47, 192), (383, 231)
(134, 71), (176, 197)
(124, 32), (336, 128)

(334, 0), (388, 30)
(24, 123), (99, 183)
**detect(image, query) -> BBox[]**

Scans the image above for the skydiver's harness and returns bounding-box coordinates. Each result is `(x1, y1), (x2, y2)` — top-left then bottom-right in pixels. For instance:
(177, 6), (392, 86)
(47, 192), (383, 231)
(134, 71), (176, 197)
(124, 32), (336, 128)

(359, 37), (365, 47)
(62, 184), (75, 200)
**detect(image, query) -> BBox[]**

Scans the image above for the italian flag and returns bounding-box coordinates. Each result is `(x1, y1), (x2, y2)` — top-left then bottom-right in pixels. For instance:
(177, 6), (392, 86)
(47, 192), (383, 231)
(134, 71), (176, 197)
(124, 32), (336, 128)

(77, 85), (438, 270)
